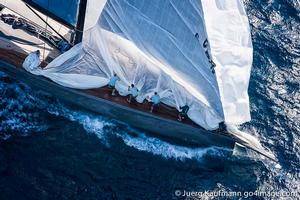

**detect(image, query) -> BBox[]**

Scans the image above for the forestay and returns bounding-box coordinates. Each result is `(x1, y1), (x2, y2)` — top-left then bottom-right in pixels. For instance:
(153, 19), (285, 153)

(25, 0), (253, 130)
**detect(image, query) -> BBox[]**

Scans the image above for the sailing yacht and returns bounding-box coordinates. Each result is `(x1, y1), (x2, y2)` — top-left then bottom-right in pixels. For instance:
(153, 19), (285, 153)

(0, 0), (276, 161)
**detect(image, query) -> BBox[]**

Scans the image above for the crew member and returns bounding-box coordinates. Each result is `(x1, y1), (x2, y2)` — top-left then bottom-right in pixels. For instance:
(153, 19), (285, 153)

(150, 92), (160, 113)
(58, 39), (71, 52)
(218, 122), (227, 132)
(22, 50), (41, 72)
(178, 105), (189, 121)
(127, 84), (138, 103)
(108, 73), (119, 96)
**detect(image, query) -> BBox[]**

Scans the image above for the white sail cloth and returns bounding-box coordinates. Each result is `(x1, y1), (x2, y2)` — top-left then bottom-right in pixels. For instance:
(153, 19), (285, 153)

(23, 0), (252, 130)
(201, 0), (252, 125)
(22, 52), (41, 71)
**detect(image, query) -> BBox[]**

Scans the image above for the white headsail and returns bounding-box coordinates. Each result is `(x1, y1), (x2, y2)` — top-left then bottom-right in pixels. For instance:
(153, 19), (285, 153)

(25, 0), (253, 130)
(201, 0), (253, 125)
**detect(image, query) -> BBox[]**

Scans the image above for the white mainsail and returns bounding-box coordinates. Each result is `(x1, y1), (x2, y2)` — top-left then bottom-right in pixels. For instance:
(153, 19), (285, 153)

(25, 0), (253, 130)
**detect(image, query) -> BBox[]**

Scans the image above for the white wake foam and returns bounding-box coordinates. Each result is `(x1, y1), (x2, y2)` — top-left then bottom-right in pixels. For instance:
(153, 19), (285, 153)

(47, 103), (230, 161)
(0, 71), (230, 161)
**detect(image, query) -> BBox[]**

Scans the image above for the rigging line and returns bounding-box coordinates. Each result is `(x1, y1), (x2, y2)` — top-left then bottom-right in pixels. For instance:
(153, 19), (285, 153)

(58, 24), (62, 33)
(42, 0), (50, 61)
(1, 4), (48, 32)
(24, 3), (70, 44)
(42, 19), (48, 61)
(72, 28), (84, 33)
(3, 36), (46, 46)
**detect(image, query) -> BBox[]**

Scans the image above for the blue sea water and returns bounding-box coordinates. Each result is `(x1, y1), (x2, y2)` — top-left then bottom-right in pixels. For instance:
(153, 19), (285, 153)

(0, 0), (299, 199)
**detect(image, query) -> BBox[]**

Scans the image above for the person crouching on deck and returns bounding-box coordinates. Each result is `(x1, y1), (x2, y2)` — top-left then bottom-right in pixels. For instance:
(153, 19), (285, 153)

(127, 84), (138, 103)
(22, 50), (41, 72)
(178, 105), (189, 121)
(108, 73), (119, 96)
(150, 92), (160, 113)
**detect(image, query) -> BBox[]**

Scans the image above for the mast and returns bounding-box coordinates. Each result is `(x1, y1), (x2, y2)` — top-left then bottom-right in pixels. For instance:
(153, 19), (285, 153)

(74, 0), (87, 44)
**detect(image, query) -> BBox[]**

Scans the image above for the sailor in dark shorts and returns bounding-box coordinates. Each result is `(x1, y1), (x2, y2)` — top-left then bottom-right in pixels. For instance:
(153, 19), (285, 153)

(218, 122), (227, 132)
(178, 105), (189, 121)
(108, 73), (119, 96)
(150, 92), (160, 113)
(127, 84), (138, 103)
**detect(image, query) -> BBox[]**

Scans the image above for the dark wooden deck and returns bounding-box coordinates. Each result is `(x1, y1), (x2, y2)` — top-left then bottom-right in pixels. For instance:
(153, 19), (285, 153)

(0, 48), (199, 127)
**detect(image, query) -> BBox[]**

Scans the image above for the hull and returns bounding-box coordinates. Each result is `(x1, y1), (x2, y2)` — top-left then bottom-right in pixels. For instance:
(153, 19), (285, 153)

(0, 60), (236, 149)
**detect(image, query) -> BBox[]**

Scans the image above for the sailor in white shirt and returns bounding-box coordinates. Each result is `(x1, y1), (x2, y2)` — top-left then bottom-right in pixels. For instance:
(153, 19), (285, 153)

(22, 50), (41, 72)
